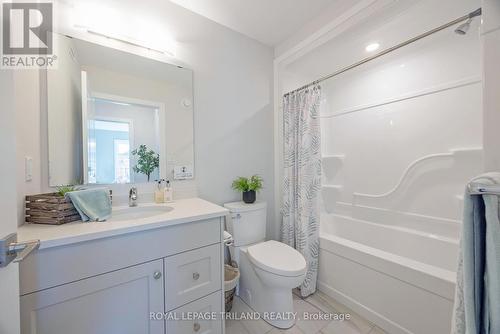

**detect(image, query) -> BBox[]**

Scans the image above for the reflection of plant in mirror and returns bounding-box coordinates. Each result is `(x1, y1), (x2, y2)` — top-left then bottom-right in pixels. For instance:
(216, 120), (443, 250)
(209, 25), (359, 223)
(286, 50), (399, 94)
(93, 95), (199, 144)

(131, 145), (160, 182)
(56, 184), (78, 197)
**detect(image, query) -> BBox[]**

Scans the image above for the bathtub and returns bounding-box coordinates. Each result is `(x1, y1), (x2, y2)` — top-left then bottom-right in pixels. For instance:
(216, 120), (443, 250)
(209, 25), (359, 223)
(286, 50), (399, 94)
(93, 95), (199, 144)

(318, 213), (458, 334)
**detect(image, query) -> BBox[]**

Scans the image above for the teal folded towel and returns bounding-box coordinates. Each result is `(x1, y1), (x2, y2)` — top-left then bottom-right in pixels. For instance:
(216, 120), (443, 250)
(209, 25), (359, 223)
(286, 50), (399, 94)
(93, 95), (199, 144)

(66, 188), (112, 222)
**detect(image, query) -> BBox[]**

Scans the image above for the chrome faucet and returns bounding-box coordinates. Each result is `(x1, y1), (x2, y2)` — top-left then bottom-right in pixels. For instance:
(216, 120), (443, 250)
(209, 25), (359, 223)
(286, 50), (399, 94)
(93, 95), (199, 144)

(129, 187), (138, 207)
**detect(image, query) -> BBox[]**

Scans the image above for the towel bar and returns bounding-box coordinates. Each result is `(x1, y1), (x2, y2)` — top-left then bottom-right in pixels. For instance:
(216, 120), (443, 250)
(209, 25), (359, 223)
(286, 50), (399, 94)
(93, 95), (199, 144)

(468, 183), (500, 195)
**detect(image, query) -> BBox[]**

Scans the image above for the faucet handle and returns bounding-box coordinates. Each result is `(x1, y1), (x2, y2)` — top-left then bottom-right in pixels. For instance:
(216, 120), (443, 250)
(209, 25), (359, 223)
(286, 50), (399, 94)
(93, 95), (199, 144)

(129, 187), (138, 207)
(129, 187), (138, 197)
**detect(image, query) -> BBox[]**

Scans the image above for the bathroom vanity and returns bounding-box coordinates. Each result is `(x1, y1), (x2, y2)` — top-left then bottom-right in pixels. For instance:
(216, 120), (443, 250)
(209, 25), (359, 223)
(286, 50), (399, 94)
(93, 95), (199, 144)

(17, 198), (227, 334)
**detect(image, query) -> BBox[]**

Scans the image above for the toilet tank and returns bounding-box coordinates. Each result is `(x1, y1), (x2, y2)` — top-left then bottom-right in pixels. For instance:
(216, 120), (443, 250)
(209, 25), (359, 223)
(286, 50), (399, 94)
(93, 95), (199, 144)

(224, 202), (267, 247)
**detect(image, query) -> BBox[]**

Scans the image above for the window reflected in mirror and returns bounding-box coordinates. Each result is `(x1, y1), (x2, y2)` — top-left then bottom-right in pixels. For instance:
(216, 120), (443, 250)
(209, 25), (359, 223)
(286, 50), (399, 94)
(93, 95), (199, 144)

(86, 98), (161, 184)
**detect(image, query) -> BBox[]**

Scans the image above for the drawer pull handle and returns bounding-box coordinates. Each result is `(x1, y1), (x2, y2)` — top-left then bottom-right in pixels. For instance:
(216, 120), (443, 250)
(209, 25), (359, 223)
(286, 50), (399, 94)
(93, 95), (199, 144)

(193, 272), (200, 280)
(193, 322), (201, 332)
(153, 271), (162, 280)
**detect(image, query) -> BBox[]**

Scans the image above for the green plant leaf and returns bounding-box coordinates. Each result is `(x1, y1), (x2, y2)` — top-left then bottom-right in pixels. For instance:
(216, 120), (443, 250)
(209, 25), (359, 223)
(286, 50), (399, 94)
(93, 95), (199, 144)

(131, 144), (160, 182)
(56, 184), (78, 196)
(231, 175), (263, 192)
(248, 175), (263, 191)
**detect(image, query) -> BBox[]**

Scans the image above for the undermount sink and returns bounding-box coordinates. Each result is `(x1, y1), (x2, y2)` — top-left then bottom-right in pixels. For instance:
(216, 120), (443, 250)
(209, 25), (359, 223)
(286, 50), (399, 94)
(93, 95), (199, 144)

(109, 205), (173, 221)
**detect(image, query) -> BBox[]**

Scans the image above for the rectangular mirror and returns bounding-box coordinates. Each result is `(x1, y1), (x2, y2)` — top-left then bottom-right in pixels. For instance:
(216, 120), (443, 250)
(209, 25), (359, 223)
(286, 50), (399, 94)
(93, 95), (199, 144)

(47, 33), (194, 186)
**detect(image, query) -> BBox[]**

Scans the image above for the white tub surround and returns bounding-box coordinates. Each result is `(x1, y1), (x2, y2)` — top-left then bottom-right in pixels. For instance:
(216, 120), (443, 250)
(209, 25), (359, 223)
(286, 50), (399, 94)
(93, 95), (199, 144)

(18, 198), (227, 334)
(319, 214), (457, 334)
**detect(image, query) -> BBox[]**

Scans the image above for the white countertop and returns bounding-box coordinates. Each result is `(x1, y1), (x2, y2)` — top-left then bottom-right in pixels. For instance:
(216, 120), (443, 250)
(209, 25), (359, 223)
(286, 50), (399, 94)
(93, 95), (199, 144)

(18, 198), (228, 249)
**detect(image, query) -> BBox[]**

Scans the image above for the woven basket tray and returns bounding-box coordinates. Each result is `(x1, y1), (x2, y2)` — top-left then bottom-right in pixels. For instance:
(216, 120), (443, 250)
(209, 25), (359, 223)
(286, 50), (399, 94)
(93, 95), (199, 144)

(25, 193), (80, 225)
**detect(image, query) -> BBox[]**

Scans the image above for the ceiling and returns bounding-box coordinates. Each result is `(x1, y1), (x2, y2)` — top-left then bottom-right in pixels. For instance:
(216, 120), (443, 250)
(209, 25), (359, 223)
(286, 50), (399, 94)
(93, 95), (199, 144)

(168, 0), (351, 46)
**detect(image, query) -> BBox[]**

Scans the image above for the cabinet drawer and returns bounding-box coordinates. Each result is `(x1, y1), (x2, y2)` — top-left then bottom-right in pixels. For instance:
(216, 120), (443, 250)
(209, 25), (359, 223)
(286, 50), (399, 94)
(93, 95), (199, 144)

(165, 243), (221, 310)
(166, 291), (222, 334)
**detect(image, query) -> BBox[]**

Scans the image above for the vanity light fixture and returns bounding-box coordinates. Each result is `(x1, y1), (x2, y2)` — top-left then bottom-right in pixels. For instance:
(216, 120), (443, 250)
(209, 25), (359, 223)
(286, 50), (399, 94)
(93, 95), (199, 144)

(365, 42), (380, 52)
(85, 29), (175, 57)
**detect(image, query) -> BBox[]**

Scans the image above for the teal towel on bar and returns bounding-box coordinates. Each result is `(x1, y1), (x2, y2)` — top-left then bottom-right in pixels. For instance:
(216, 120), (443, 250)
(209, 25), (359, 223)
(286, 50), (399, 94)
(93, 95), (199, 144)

(452, 173), (500, 334)
(66, 188), (112, 222)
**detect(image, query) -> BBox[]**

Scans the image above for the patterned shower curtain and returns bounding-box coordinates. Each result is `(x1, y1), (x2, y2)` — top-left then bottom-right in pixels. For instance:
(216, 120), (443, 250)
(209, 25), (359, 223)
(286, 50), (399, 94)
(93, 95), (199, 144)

(281, 84), (322, 297)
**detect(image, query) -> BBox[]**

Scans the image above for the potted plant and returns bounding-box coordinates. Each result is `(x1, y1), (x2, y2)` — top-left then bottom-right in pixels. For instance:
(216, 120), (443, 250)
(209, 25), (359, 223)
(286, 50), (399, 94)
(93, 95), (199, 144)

(231, 175), (263, 204)
(131, 144), (160, 182)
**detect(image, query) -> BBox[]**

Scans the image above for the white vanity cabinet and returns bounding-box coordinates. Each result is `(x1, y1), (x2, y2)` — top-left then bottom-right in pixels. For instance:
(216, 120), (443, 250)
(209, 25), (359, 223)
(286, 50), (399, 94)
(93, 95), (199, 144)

(18, 210), (226, 334)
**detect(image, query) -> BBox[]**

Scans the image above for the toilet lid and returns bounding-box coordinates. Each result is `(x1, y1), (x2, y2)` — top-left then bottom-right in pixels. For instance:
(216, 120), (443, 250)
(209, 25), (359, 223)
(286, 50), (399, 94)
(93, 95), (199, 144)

(247, 240), (307, 277)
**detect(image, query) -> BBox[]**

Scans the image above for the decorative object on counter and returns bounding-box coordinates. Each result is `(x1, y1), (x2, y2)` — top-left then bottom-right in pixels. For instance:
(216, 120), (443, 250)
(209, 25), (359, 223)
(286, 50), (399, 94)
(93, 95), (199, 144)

(164, 180), (173, 202)
(25, 192), (81, 225)
(56, 184), (79, 196)
(131, 144), (159, 182)
(65, 188), (112, 222)
(231, 175), (263, 204)
(224, 264), (240, 312)
(173, 165), (194, 180)
(155, 179), (165, 203)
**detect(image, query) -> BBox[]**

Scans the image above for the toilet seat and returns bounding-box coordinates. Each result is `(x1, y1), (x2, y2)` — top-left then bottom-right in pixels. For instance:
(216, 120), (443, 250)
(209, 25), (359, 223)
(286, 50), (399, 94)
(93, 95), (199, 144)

(247, 240), (307, 277)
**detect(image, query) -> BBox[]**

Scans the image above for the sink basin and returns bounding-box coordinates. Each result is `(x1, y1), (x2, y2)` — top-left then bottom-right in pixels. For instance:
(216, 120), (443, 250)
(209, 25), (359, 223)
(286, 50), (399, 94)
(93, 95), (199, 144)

(109, 205), (173, 221)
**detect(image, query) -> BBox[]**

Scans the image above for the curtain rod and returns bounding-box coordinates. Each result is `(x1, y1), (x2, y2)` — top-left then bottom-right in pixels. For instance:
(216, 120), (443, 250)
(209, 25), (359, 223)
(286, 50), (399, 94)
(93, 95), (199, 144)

(283, 8), (482, 97)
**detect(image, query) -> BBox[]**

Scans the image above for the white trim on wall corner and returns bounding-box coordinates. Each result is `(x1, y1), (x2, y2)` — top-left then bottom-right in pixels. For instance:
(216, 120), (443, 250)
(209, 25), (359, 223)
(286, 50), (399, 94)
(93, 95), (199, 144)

(274, 0), (388, 63)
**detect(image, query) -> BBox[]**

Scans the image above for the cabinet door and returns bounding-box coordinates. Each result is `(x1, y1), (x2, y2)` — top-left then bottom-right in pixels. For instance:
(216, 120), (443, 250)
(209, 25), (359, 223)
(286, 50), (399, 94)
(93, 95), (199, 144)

(20, 259), (165, 334)
(165, 243), (221, 310)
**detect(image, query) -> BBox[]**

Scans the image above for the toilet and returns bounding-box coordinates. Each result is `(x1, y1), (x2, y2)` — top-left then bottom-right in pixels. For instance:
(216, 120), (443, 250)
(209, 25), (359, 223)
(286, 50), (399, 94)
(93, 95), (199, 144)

(224, 201), (307, 329)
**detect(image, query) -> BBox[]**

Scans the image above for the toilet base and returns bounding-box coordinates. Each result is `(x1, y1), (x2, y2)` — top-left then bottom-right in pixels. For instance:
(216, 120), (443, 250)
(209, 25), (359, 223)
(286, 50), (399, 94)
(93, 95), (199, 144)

(235, 247), (298, 329)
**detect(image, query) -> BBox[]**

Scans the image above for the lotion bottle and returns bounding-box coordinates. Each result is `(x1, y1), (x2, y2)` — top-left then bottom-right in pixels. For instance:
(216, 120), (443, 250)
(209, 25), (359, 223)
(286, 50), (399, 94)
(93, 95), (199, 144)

(154, 179), (165, 203)
(164, 180), (173, 203)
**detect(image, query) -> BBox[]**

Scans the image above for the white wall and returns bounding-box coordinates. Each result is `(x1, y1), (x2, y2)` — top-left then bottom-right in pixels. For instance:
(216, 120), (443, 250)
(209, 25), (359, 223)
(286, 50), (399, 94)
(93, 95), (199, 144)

(482, 0), (500, 171)
(178, 15), (275, 238)
(15, 0), (275, 237)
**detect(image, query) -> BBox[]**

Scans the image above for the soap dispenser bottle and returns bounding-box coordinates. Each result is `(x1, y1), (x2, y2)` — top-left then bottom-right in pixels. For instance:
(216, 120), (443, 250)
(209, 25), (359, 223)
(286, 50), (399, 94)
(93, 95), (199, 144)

(154, 179), (165, 203)
(164, 180), (173, 203)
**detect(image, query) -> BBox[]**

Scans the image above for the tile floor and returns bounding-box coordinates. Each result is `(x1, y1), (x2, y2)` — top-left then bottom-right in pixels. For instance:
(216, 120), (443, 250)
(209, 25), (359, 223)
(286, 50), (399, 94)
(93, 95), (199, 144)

(225, 290), (386, 334)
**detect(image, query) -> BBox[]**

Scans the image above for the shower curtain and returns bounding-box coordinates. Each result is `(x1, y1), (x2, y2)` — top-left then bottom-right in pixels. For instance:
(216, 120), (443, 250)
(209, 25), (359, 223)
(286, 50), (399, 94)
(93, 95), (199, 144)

(281, 84), (322, 297)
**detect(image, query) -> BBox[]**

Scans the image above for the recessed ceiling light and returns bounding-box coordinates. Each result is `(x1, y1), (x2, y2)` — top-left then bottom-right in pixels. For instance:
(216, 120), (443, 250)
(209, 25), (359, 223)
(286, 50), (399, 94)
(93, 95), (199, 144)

(365, 42), (380, 52)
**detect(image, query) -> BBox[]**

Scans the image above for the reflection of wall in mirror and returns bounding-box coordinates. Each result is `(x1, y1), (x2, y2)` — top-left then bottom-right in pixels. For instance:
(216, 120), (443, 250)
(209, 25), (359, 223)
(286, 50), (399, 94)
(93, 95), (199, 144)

(47, 35), (82, 186)
(83, 65), (193, 180)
